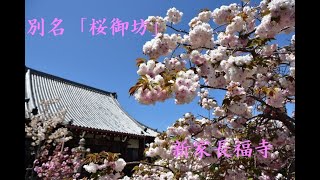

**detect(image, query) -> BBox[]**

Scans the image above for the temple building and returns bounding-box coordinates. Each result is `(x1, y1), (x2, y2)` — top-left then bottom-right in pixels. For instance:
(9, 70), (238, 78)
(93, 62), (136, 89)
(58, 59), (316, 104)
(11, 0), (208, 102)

(25, 67), (157, 175)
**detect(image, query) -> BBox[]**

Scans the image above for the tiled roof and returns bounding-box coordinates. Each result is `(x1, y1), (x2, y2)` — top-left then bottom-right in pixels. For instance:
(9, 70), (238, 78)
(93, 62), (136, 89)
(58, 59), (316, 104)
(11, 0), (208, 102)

(25, 68), (157, 137)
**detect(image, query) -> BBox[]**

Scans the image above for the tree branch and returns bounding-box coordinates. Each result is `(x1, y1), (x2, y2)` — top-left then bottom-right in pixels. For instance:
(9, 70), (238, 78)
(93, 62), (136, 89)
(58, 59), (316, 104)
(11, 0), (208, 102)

(179, 43), (214, 51)
(126, 161), (175, 174)
(213, 115), (228, 123)
(200, 85), (227, 91)
(171, 44), (181, 58)
(212, 23), (228, 32)
(248, 95), (295, 134)
(166, 24), (189, 34)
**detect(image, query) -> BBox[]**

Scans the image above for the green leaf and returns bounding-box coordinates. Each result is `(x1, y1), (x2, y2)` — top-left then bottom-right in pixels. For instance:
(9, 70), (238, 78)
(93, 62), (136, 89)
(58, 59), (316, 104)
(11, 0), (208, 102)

(132, 165), (140, 172)
(200, 8), (210, 13)
(271, 16), (281, 23)
(222, 98), (231, 106)
(286, 76), (295, 82)
(250, 135), (260, 144)
(261, 9), (271, 16)
(129, 85), (138, 96)
(136, 58), (146, 67)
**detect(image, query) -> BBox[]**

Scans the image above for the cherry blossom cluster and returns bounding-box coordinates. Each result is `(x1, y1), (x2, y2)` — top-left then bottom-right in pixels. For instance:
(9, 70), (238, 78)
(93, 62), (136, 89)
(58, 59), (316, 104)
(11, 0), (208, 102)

(134, 60), (170, 104)
(144, 16), (167, 34)
(172, 70), (200, 104)
(220, 54), (256, 87)
(188, 22), (214, 49)
(212, 3), (240, 25)
(265, 87), (286, 108)
(142, 33), (179, 59)
(212, 4), (257, 48)
(198, 59), (227, 88)
(82, 152), (127, 180)
(137, 59), (165, 78)
(190, 50), (209, 66)
(256, 0), (295, 38)
(163, 57), (186, 72)
(222, 81), (253, 117)
(198, 89), (218, 110)
(165, 7), (183, 24)
(225, 6), (256, 35)
(134, 60), (199, 105)
(25, 107), (71, 146)
(33, 144), (82, 179)
(188, 10), (212, 28)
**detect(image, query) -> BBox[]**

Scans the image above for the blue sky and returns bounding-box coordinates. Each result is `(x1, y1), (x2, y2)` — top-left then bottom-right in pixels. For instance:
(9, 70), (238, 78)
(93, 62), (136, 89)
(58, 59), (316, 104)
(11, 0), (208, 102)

(26, 0), (294, 132)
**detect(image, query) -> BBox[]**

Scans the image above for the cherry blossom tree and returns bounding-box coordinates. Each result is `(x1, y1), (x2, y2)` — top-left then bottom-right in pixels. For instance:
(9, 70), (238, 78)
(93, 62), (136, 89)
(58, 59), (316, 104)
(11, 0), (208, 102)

(25, 99), (84, 179)
(25, 100), (128, 180)
(129, 0), (295, 179)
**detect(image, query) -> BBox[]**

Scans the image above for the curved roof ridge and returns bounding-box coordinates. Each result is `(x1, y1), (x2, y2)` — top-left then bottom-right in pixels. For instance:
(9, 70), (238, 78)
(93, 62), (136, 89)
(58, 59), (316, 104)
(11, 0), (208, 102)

(25, 67), (158, 137)
(26, 67), (117, 98)
(111, 97), (159, 134)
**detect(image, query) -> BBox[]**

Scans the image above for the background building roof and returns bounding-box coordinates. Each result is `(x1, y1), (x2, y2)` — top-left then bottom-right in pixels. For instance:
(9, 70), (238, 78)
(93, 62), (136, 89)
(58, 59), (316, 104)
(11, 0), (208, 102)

(25, 68), (158, 137)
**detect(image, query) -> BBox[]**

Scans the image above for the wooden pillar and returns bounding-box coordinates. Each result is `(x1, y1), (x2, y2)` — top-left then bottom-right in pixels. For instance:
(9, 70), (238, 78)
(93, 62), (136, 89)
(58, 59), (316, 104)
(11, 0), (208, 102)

(122, 135), (128, 160)
(138, 137), (145, 160)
